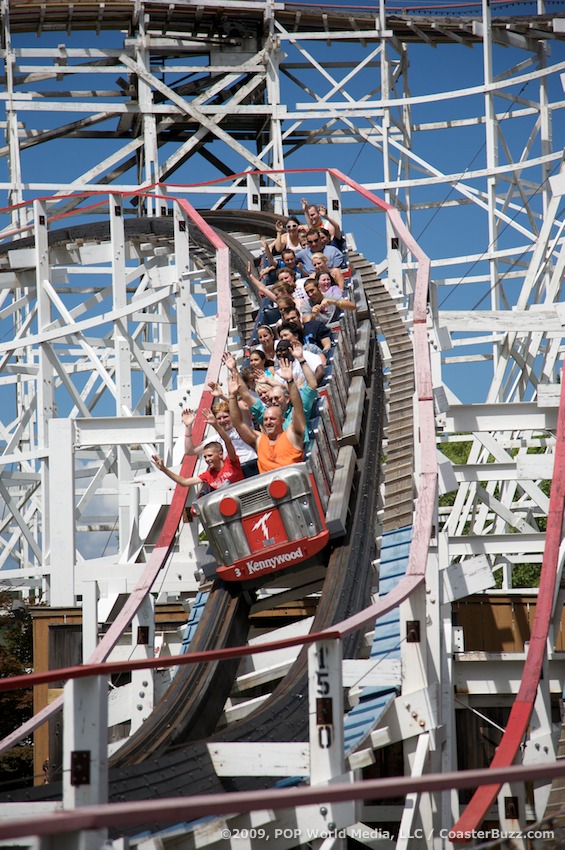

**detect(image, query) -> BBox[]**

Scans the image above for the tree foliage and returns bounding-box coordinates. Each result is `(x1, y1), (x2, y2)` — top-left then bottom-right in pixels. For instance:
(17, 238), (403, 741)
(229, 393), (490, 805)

(0, 592), (33, 789)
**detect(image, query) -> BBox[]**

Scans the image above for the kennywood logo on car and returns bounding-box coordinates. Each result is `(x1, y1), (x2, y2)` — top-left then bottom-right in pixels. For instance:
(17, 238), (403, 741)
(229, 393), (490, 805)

(245, 547), (304, 574)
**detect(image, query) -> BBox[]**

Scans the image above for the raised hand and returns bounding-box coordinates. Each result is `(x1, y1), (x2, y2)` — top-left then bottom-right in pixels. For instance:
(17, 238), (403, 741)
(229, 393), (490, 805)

(290, 339), (304, 361)
(207, 381), (224, 398)
(181, 408), (196, 428)
(278, 355), (294, 384)
(228, 375), (240, 397)
(152, 454), (165, 471)
(222, 351), (237, 373)
(201, 408), (217, 427)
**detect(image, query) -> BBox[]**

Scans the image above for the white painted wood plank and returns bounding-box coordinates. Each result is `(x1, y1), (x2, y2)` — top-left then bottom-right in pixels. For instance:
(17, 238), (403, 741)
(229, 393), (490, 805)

(444, 402), (557, 432)
(342, 658), (401, 688)
(439, 309), (563, 331)
(207, 742), (309, 777)
(442, 555), (495, 603)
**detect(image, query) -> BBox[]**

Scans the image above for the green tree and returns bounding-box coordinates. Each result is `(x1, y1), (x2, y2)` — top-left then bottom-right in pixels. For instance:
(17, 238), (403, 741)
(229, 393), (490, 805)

(0, 592), (33, 789)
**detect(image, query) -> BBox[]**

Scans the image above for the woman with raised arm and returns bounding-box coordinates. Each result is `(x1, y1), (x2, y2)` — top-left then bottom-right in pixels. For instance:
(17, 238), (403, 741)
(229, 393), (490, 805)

(270, 216), (302, 254)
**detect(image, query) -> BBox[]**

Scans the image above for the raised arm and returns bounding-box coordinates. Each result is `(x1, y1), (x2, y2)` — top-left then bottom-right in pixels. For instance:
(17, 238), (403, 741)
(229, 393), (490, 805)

(290, 341), (317, 391)
(278, 356), (305, 445)
(261, 235), (277, 270)
(152, 454), (200, 488)
(318, 204), (339, 240)
(228, 375), (258, 450)
(247, 261), (277, 302)
(183, 408), (207, 456)
(300, 197), (311, 227)
(270, 219), (286, 254)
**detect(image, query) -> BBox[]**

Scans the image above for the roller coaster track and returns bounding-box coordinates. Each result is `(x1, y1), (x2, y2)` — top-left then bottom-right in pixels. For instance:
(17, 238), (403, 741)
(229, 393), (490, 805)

(0, 204), (391, 793)
(0, 199), (424, 832)
(0, 182), (438, 850)
(110, 258), (390, 781)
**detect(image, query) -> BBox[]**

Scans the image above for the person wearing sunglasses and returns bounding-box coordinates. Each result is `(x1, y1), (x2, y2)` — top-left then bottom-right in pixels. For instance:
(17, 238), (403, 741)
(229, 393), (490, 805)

(295, 228), (344, 274)
(270, 216), (302, 254)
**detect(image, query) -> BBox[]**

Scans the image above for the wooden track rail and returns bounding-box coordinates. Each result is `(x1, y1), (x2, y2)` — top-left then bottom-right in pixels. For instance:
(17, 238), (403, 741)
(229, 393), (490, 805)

(349, 251), (414, 533)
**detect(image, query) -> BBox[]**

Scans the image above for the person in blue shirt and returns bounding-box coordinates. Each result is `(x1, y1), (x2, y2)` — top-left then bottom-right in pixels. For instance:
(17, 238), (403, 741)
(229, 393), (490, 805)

(295, 228), (344, 274)
(234, 339), (319, 430)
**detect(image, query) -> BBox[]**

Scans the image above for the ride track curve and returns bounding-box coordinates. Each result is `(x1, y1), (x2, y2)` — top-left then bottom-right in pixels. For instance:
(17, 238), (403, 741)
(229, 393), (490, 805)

(0, 169), (440, 844)
(0, 184), (558, 840)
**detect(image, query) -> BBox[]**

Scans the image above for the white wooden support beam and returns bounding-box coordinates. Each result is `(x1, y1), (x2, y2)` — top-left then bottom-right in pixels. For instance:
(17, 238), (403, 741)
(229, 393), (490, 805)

(34, 200), (54, 581)
(307, 639), (356, 835)
(174, 201), (193, 388)
(130, 594), (155, 733)
(62, 674), (108, 850)
(247, 173), (262, 212)
(396, 733), (430, 850)
(326, 172), (342, 229)
(496, 781), (527, 850)
(387, 235), (404, 300)
(309, 639), (344, 785)
(120, 481), (143, 565)
(136, 35), (159, 214)
(47, 418), (76, 606)
(110, 194), (132, 550)
(81, 580), (99, 660)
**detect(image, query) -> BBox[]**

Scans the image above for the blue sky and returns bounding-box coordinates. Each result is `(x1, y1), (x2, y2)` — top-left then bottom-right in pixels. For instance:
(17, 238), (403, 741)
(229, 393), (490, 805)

(2, 8), (565, 404)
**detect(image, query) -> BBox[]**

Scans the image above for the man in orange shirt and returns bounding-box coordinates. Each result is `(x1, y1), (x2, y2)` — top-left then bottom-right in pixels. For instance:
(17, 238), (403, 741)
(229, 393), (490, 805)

(228, 355), (305, 473)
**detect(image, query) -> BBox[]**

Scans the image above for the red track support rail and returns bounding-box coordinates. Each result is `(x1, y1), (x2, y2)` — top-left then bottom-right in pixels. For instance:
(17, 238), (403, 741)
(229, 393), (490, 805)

(449, 368), (565, 841)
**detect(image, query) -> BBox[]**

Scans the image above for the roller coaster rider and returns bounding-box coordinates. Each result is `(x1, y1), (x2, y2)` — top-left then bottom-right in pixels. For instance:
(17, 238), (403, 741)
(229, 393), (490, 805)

(152, 408), (244, 492)
(228, 355), (305, 473)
